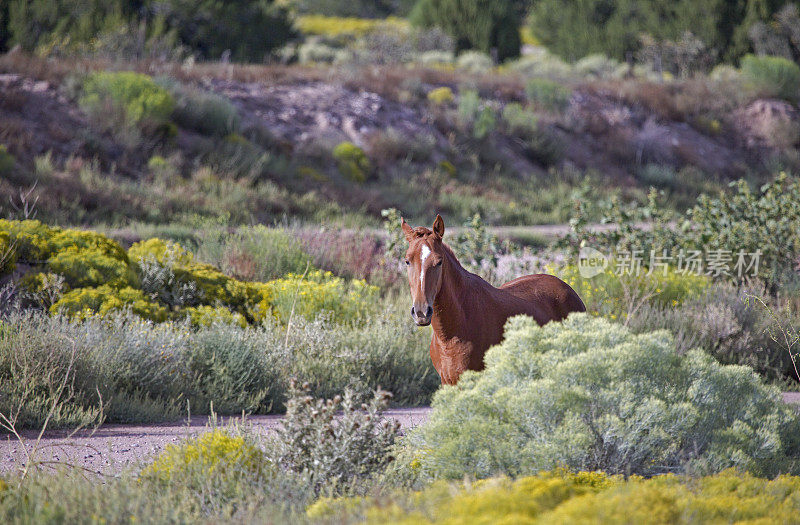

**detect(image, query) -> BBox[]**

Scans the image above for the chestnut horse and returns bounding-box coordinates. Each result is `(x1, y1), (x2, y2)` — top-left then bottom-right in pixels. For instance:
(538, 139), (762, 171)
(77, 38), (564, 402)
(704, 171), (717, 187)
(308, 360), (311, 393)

(402, 215), (586, 385)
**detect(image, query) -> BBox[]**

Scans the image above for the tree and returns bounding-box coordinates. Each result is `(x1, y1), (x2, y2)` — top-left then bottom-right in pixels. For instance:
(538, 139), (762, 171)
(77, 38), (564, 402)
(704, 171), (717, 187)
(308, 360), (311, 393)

(410, 0), (525, 62)
(154, 0), (296, 62)
(528, 0), (800, 64)
(3, 0), (295, 62)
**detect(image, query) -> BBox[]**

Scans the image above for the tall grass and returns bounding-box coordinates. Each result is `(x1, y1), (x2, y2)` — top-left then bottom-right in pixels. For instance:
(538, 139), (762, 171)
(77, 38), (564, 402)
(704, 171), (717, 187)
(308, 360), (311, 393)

(0, 296), (437, 430)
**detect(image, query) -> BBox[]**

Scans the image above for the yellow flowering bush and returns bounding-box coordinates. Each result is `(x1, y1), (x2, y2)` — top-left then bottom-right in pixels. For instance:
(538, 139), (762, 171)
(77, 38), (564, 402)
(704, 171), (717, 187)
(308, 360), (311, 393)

(2, 221), (376, 326)
(0, 219), (56, 261)
(140, 429), (266, 484)
(332, 142), (371, 183)
(554, 263), (708, 319)
(313, 469), (800, 524)
(296, 15), (408, 38)
(128, 238), (193, 266)
(51, 285), (168, 322)
(266, 270), (379, 323)
(427, 87), (454, 106)
(181, 305), (247, 328)
(47, 247), (135, 290)
(80, 71), (175, 127)
(0, 230), (15, 275)
(48, 229), (129, 262)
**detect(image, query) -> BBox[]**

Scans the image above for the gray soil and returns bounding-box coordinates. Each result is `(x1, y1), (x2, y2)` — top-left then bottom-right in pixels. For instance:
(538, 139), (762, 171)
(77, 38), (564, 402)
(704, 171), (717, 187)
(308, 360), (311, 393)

(0, 408), (431, 476)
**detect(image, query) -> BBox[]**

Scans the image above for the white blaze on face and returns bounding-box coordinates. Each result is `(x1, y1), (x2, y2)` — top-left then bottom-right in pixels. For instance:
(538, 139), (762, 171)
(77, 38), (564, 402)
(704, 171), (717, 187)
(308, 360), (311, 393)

(419, 244), (431, 288)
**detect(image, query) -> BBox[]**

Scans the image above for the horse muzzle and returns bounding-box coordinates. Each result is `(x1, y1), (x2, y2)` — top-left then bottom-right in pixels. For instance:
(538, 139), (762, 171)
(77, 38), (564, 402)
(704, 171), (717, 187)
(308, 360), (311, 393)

(411, 305), (433, 326)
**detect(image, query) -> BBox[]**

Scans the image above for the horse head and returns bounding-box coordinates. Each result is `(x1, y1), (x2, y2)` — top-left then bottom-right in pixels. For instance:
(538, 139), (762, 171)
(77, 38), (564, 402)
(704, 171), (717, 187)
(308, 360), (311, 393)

(401, 214), (446, 326)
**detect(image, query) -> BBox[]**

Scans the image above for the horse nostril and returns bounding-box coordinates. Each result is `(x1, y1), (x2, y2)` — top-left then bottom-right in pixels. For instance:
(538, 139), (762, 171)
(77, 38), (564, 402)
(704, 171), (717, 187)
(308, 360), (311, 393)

(426, 306), (433, 317)
(410, 306), (415, 317)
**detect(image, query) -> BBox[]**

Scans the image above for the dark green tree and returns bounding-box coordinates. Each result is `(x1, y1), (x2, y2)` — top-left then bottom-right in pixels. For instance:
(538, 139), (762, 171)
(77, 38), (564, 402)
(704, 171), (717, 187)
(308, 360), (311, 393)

(410, 0), (525, 62)
(529, 0), (800, 63)
(3, 0), (295, 62)
(154, 0), (296, 62)
(6, 0), (134, 52)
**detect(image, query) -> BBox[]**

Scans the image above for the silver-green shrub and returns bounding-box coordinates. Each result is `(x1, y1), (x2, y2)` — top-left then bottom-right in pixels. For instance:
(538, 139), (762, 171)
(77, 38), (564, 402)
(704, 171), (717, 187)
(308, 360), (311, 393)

(269, 381), (400, 496)
(412, 313), (800, 480)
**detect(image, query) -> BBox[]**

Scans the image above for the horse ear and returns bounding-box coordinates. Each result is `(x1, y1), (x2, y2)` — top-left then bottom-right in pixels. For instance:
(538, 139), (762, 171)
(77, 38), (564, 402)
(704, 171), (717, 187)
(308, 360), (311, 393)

(432, 214), (445, 238)
(401, 217), (414, 241)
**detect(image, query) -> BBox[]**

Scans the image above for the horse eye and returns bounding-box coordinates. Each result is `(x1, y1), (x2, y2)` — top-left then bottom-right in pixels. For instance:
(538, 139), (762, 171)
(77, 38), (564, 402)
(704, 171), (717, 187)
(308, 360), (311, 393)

(405, 259), (410, 265)
(435, 260), (442, 267)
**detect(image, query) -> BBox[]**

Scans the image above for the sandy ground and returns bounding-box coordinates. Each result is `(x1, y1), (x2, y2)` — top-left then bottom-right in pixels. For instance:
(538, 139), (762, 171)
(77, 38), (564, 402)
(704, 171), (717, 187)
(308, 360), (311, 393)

(0, 407), (432, 476)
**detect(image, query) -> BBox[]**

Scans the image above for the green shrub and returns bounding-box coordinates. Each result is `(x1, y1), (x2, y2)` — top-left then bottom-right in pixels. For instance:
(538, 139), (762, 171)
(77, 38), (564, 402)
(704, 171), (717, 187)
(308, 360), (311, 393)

(426, 86), (454, 105)
(740, 54), (800, 102)
(182, 305), (246, 328)
(0, 144), (15, 175)
(270, 381), (400, 496)
(457, 89), (481, 126)
(333, 142), (371, 183)
(189, 321), (283, 413)
(50, 285), (168, 321)
(687, 173), (800, 287)
(472, 106), (496, 139)
(160, 79), (241, 136)
(525, 78), (572, 112)
(194, 226), (313, 282)
(412, 314), (800, 480)
(525, 126), (564, 166)
(455, 50), (493, 73)
(627, 282), (797, 385)
(410, 0), (521, 61)
(501, 102), (538, 136)
(80, 71), (175, 127)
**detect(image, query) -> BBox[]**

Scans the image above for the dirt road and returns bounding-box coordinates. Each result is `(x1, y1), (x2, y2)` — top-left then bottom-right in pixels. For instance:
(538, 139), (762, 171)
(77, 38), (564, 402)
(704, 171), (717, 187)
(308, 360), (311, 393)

(4, 394), (799, 476)
(0, 408), (432, 475)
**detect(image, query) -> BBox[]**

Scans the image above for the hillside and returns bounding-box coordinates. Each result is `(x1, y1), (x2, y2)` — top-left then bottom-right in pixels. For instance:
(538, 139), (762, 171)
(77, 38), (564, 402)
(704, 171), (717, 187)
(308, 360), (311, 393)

(1, 51), (795, 228)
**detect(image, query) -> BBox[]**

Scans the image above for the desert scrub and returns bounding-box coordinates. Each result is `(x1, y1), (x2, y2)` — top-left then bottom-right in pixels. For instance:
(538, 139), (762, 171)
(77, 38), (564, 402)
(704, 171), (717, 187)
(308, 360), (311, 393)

(265, 270), (379, 324)
(410, 314), (800, 480)
(525, 78), (572, 112)
(159, 78), (241, 136)
(740, 54), (800, 102)
(333, 142), (371, 183)
(80, 71), (175, 128)
(426, 86), (454, 105)
(193, 226), (313, 282)
(0, 302), (435, 428)
(311, 469), (800, 524)
(271, 381), (400, 497)
(626, 282), (798, 385)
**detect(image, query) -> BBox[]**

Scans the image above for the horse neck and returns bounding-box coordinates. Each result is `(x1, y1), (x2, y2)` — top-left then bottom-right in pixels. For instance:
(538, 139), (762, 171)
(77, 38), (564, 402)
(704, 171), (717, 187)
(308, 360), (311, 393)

(431, 244), (491, 338)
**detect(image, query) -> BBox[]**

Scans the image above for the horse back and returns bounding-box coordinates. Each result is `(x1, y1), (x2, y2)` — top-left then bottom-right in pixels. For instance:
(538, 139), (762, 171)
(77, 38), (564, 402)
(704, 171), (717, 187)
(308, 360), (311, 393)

(499, 273), (586, 322)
